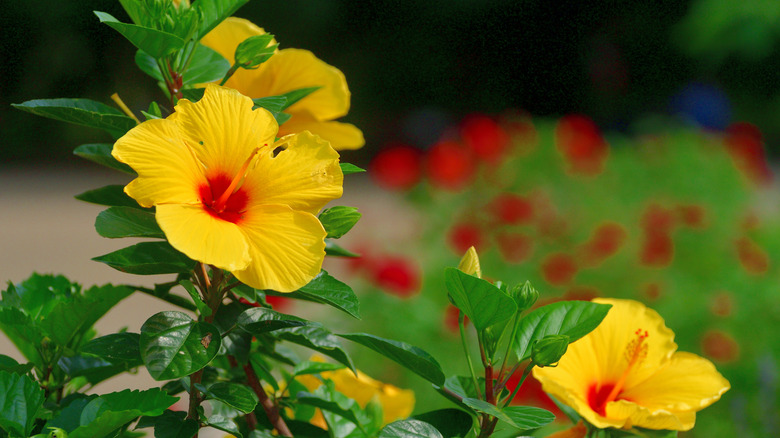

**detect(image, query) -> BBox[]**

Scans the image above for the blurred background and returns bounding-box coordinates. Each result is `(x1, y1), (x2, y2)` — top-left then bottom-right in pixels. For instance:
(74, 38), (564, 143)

(3, 1), (780, 437)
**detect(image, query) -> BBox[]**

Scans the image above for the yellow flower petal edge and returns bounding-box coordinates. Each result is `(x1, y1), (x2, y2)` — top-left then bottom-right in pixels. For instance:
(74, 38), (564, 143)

(201, 17), (364, 150)
(533, 298), (730, 431)
(112, 84), (343, 292)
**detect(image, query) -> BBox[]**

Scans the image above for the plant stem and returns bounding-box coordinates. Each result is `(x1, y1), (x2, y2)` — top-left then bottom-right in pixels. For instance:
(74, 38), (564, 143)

(504, 362), (534, 407)
(243, 362), (293, 437)
(220, 63), (240, 86)
(459, 312), (482, 399)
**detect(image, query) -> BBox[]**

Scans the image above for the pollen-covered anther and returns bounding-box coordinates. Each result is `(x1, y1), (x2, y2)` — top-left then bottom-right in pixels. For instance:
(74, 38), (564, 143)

(602, 328), (650, 407)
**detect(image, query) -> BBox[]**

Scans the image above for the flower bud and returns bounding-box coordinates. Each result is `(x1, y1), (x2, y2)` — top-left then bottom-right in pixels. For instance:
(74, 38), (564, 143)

(531, 334), (569, 367)
(457, 246), (482, 278)
(511, 280), (539, 312)
(235, 34), (278, 69)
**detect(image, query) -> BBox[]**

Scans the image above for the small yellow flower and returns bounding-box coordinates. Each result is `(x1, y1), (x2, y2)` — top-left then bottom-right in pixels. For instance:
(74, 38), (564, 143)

(534, 298), (730, 431)
(299, 357), (415, 426)
(201, 17), (364, 150)
(112, 84), (343, 292)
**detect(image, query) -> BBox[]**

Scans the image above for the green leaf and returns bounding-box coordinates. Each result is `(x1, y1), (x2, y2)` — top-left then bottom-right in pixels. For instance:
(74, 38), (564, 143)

(275, 325), (354, 372)
(75, 185), (144, 209)
(278, 86), (321, 110)
(195, 0), (250, 38)
(95, 11), (185, 58)
(134, 50), (164, 82)
(140, 311), (221, 380)
(81, 333), (142, 366)
(0, 370), (45, 437)
(237, 307), (307, 335)
(296, 391), (364, 429)
(379, 419), (444, 438)
(501, 406), (555, 430)
(203, 415), (242, 438)
(12, 98), (136, 137)
(411, 409), (473, 438)
(0, 355), (33, 375)
(253, 96), (287, 114)
(179, 280), (211, 317)
(514, 301), (612, 362)
(58, 355), (131, 385)
(325, 239), (360, 257)
(93, 242), (197, 275)
(340, 163), (366, 175)
(0, 308), (45, 366)
(293, 360), (345, 376)
(443, 375), (482, 400)
(338, 333), (444, 386)
(213, 302), (251, 363)
(150, 410), (198, 438)
(69, 389), (177, 438)
(235, 34), (277, 68)
(183, 44), (231, 85)
(199, 382), (258, 414)
(95, 206), (164, 239)
(275, 270), (360, 319)
(444, 268), (517, 331)
(319, 207), (361, 239)
(73, 143), (135, 174)
(274, 112), (292, 125)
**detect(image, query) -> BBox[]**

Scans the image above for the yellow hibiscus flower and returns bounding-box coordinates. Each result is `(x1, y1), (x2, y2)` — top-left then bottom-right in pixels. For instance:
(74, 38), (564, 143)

(112, 84), (343, 292)
(533, 298), (730, 431)
(200, 17), (364, 150)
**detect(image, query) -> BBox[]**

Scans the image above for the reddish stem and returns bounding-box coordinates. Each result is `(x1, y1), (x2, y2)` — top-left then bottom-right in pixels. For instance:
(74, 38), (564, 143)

(243, 363), (293, 437)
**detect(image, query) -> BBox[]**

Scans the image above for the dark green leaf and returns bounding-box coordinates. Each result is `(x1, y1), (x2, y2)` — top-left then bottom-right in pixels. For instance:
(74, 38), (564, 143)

(183, 44), (231, 85)
(502, 406), (555, 430)
(253, 96), (287, 114)
(293, 360), (345, 376)
(179, 280), (211, 317)
(412, 409), (473, 438)
(93, 242), (197, 275)
(340, 163), (366, 175)
(95, 206), (164, 239)
(95, 12), (185, 58)
(460, 398), (512, 425)
(200, 382), (258, 414)
(75, 185), (144, 209)
(276, 270), (359, 319)
(444, 268), (517, 331)
(12, 98), (136, 137)
(73, 143), (135, 174)
(81, 333), (142, 365)
(0, 308), (45, 366)
(0, 370), (45, 437)
(195, 0), (250, 38)
(140, 311), (221, 380)
(319, 207), (361, 239)
(443, 375), (482, 400)
(379, 419), (443, 438)
(338, 333), (444, 386)
(278, 87), (322, 110)
(325, 239), (360, 257)
(296, 392), (364, 429)
(69, 389), (177, 438)
(275, 325), (354, 372)
(213, 302), (251, 363)
(0, 355), (33, 375)
(45, 395), (94, 433)
(274, 111), (292, 125)
(152, 410), (198, 438)
(237, 307), (307, 335)
(514, 301), (612, 362)
(135, 50), (164, 82)
(181, 88), (205, 102)
(58, 355), (130, 385)
(204, 415), (242, 438)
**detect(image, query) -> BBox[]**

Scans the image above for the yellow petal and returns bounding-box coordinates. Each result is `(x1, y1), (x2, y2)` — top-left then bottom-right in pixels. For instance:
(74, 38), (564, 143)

(244, 131), (343, 215)
(156, 204), (250, 272)
(621, 352), (730, 413)
(321, 366), (415, 425)
(112, 118), (204, 207)
(242, 49), (351, 121)
(174, 84), (278, 178)
(232, 205), (326, 292)
(279, 115), (365, 151)
(606, 399), (694, 430)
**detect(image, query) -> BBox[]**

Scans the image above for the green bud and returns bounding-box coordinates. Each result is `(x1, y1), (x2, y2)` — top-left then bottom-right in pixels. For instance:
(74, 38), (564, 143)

(235, 34), (278, 69)
(531, 334), (569, 367)
(511, 281), (539, 312)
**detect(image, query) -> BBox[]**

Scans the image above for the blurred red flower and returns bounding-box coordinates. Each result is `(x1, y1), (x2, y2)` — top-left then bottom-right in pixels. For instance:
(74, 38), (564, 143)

(555, 115), (609, 176)
(426, 140), (476, 190)
(460, 114), (510, 164)
(370, 143), (423, 190)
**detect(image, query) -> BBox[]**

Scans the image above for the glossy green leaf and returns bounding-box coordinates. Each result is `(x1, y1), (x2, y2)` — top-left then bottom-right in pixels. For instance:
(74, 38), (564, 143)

(149, 410), (198, 438)
(253, 96), (287, 114)
(81, 332), (142, 365)
(0, 370), (45, 437)
(411, 409), (473, 438)
(204, 415), (242, 438)
(95, 206), (164, 239)
(179, 280), (211, 317)
(134, 49), (164, 82)
(325, 239), (360, 257)
(58, 355), (130, 385)
(68, 389), (177, 438)
(73, 143), (135, 174)
(278, 86), (321, 110)
(502, 406), (556, 430)
(75, 185), (145, 209)
(444, 268), (517, 331)
(443, 375), (482, 400)
(183, 44), (231, 84)
(514, 301), (612, 362)
(274, 270), (359, 319)
(338, 333), (444, 385)
(195, 0), (250, 38)
(319, 206), (361, 239)
(95, 11), (185, 58)
(379, 419), (444, 438)
(296, 391), (364, 429)
(237, 307), (307, 335)
(93, 241), (196, 275)
(200, 382), (258, 414)
(340, 163), (366, 175)
(275, 325), (354, 372)
(12, 98), (136, 137)
(213, 302), (250, 363)
(140, 311), (221, 380)
(293, 360), (345, 376)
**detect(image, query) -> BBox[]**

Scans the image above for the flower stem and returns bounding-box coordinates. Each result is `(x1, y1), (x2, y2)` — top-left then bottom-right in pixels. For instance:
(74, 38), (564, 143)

(220, 63), (240, 86)
(243, 362), (293, 437)
(459, 312), (482, 399)
(504, 362), (534, 408)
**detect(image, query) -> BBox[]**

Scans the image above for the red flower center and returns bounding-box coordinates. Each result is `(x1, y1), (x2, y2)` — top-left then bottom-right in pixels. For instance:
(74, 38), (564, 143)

(199, 173), (249, 224)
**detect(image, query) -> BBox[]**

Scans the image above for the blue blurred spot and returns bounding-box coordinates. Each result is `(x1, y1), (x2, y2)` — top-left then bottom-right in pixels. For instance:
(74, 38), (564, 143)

(670, 82), (732, 130)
